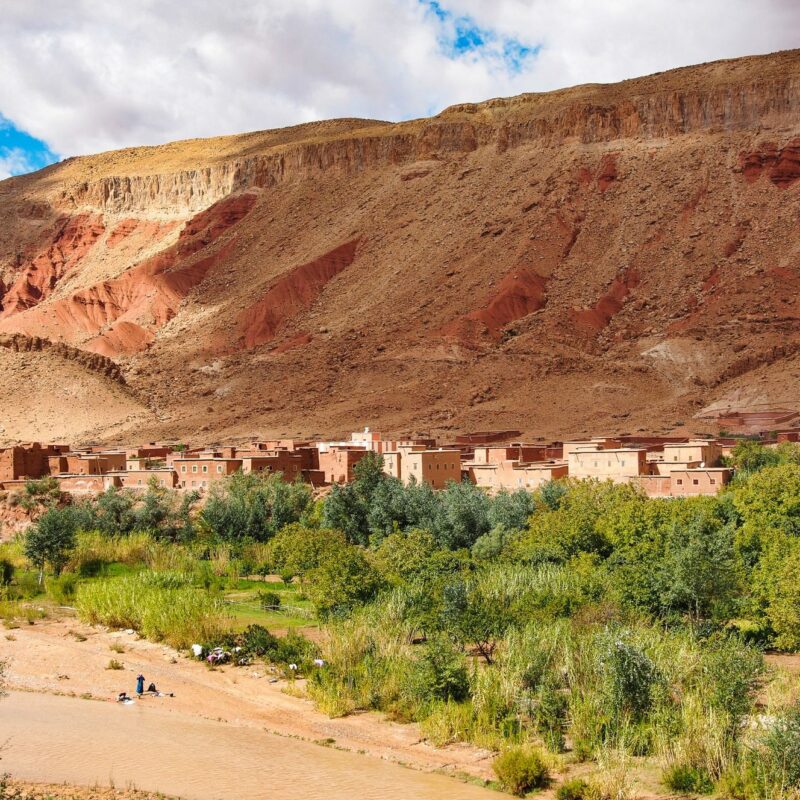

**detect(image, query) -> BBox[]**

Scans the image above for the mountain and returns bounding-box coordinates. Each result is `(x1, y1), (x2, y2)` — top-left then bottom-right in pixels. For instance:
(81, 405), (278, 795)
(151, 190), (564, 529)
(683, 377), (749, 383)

(1, 50), (800, 445)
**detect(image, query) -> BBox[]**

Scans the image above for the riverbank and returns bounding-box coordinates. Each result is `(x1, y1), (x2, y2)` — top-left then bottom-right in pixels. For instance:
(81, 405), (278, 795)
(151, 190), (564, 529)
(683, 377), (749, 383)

(1, 691), (497, 800)
(1, 615), (495, 785)
(0, 779), (178, 800)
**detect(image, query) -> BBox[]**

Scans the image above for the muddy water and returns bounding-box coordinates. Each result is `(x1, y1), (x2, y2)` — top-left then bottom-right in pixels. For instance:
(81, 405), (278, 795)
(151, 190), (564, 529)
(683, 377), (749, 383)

(2, 692), (492, 799)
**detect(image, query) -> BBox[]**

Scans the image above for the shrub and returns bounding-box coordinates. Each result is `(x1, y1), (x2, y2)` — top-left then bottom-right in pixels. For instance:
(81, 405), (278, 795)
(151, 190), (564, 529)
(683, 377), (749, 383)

(556, 778), (600, 800)
(239, 624), (279, 657)
(662, 763), (714, 794)
(258, 590), (281, 610)
(0, 559), (14, 586)
(493, 745), (550, 796)
(406, 635), (469, 704)
(760, 702), (800, 789)
(106, 659), (124, 670)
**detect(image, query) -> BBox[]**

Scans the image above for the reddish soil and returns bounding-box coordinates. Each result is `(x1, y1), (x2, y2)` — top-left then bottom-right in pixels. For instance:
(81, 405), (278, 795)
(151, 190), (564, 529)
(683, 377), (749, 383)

(740, 137), (800, 186)
(238, 240), (358, 350)
(2, 51), (800, 443)
(0, 214), (105, 315)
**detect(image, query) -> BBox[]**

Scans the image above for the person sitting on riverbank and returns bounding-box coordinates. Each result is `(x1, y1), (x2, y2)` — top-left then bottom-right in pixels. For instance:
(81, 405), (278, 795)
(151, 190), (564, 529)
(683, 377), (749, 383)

(117, 692), (134, 704)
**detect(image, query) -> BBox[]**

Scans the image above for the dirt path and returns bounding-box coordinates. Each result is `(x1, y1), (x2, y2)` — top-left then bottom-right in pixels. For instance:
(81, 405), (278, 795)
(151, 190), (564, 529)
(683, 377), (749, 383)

(1, 616), (495, 782)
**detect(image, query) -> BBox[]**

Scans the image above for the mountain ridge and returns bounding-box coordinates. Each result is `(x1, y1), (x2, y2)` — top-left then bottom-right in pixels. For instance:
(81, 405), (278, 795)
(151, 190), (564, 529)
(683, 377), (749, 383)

(1, 49), (799, 445)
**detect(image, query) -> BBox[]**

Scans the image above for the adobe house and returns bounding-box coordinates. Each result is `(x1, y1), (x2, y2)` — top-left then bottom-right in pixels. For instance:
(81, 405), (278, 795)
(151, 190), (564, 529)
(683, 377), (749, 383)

(670, 467), (732, 496)
(397, 449), (462, 489)
(0, 442), (61, 482)
(562, 437), (622, 461)
(50, 452), (125, 476)
(568, 447), (649, 482)
(319, 446), (368, 484)
(125, 445), (172, 460)
(660, 440), (722, 467)
(635, 475), (673, 498)
(469, 460), (568, 493)
(240, 452), (303, 482)
(455, 430), (522, 445)
(173, 457), (243, 490)
(56, 474), (120, 494)
(117, 469), (179, 490)
(472, 444), (549, 465)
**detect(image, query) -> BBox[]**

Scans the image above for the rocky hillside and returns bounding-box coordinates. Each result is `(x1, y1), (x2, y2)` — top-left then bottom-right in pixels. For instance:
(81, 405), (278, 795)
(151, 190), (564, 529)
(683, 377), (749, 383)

(1, 50), (799, 444)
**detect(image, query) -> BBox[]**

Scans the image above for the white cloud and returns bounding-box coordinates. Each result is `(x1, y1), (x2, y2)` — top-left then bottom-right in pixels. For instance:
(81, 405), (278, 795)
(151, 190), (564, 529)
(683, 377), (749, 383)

(0, 147), (37, 180)
(0, 0), (797, 158)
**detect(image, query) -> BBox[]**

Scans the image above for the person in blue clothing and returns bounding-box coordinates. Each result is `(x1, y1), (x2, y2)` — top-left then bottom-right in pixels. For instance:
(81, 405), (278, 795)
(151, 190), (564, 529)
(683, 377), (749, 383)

(136, 674), (145, 696)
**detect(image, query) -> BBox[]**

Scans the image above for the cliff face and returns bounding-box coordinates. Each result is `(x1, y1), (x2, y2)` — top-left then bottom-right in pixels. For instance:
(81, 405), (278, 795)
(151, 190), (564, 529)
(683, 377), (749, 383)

(1, 50), (800, 444)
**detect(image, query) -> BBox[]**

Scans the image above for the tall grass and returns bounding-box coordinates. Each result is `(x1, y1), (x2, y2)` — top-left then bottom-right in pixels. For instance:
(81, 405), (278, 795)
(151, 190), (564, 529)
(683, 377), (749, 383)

(76, 571), (229, 649)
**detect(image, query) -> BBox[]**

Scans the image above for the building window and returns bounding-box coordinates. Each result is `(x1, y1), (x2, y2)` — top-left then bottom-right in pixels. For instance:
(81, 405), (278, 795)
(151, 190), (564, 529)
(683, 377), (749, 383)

(192, 465), (198, 473)
(710, 479), (716, 485)
(693, 479), (699, 485)
(181, 465), (186, 473)
(217, 465), (223, 473)
(202, 465), (208, 473)
(676, 479), (683, 485)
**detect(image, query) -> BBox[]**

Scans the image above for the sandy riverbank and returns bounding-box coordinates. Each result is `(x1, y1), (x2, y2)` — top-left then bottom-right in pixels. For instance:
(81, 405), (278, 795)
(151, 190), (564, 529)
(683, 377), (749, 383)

(0, 616), (495, 783)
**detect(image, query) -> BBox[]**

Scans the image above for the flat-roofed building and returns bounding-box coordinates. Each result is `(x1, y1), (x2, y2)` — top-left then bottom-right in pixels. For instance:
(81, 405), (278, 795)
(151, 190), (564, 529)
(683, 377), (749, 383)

(117, 469), (178, 490)
(568, 447), (648, 482)
(670, 467), (732, 496)
(174, 457), (242, 490)
(398, 449), (462, 489)
(661, 440), (722, 467)
(319, 446), (368, 484)
(241, 452), (303, 482)
(469, 460), (568, 492)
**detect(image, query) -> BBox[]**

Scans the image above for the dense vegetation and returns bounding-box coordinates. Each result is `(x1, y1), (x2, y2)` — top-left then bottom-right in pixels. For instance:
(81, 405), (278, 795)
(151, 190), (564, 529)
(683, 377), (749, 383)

(5, 444), (800, 797)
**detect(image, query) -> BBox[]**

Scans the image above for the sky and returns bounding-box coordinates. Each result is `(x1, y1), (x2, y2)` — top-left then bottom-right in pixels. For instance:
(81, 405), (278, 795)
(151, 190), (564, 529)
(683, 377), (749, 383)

(1, 0), (799, 178)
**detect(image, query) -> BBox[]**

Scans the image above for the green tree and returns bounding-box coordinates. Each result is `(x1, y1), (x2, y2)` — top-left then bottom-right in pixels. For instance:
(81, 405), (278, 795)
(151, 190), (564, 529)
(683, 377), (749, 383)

(19, 476), (61, 517)
(729, 440), (780, 474)
(201, 472), (312, 542)
(305, 545), (384, 618)
(24, 506), (80, 583)
(432, 480), (490, 550)
(265, 524), (348, 581)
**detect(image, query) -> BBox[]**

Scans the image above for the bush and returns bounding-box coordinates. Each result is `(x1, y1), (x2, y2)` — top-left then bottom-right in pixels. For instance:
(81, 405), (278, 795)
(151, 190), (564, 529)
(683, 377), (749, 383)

(258, 590), (281, 610)
(106, 658), (124, 671)
(493, 745), (550, 796)
(662, 763), (714, 794)
(556, 778), (600, 800)
(0, 559), (14, 586)
(760, 702), (800, 789)
(407, 635), (469, 704)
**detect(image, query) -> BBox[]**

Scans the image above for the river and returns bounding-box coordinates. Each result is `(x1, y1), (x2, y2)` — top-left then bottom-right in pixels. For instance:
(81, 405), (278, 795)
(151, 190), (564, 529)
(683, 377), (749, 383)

(1, 691), (494, 799)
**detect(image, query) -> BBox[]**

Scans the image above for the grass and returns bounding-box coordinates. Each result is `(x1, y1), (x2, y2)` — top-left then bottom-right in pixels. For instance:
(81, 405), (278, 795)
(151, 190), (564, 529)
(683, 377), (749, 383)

(222, 579), (315, 631)
(76, 572), (230, 649)
(106, 658), (124, 670)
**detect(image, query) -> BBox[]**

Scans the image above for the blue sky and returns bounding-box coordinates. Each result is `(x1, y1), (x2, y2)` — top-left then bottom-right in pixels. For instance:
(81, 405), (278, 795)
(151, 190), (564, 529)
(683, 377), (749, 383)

(421, 0), (539, 72)
(0, 114), (59, 179)
(0, 0), (797, 178)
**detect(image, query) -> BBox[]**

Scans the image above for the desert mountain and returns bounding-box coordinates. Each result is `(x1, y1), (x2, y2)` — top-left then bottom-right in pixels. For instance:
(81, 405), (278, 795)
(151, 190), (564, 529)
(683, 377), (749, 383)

(1, 50), (800, 445)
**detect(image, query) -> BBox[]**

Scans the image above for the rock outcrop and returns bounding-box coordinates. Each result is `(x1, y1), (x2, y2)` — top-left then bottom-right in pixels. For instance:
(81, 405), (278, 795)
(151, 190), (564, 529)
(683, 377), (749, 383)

(1, 50), (800, 443)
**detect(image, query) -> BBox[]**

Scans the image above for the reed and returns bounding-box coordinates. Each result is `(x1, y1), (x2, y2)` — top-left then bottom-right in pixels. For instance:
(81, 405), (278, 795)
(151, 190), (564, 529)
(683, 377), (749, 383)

(76, 571), (229, 649)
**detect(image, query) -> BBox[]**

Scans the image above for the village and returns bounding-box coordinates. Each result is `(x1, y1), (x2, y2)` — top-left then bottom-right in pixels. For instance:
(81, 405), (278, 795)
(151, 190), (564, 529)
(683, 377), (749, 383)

(2, 422), (798, 499)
